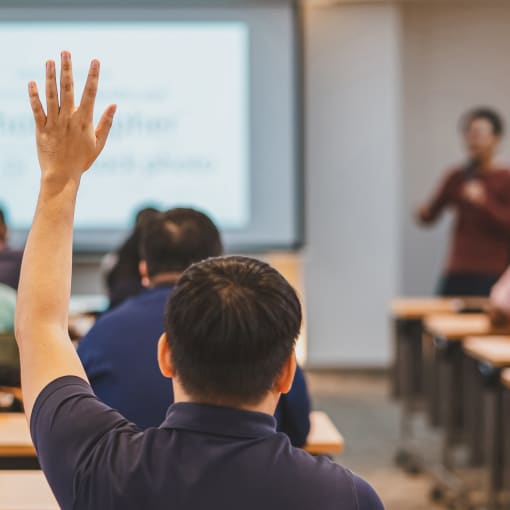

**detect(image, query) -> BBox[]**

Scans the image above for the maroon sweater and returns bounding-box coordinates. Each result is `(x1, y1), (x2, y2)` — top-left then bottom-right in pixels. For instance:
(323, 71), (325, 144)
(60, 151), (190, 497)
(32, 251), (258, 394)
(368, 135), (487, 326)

(422, 167), (510, 275)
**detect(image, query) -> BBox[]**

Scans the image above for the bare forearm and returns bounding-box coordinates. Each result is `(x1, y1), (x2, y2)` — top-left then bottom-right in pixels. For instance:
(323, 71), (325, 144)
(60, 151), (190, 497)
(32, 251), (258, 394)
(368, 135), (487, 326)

(15, 178), (79, 344)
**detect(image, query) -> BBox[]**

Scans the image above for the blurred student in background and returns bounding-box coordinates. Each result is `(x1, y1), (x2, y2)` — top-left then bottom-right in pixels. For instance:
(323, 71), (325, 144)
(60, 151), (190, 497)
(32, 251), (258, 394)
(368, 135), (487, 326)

(0, 208), (23, 290)
(417, 108), (510, 296)
(103, 206), (159, 309)
(79, 208), (311, 446)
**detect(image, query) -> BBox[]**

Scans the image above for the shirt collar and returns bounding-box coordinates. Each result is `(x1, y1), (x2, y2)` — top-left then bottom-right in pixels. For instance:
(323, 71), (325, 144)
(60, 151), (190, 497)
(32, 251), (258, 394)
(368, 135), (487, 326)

(161, 402), (277, 439)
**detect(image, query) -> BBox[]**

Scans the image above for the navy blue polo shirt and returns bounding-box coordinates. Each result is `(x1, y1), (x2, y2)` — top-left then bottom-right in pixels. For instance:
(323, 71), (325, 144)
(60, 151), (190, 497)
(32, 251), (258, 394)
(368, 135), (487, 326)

(78, 285), (311, 446)
(31, 376), (384, 510)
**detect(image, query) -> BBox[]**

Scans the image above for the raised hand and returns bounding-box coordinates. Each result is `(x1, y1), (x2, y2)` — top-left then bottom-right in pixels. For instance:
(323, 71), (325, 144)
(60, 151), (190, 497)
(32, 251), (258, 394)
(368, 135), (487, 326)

(28, 51), (116, 187)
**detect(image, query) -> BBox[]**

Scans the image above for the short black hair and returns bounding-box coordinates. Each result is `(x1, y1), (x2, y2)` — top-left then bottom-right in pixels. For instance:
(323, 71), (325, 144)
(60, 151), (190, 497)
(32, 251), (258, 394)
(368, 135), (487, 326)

(165, 256), (302, 405)
(462, 107), (505, 137)
(141, 208), (223, 277)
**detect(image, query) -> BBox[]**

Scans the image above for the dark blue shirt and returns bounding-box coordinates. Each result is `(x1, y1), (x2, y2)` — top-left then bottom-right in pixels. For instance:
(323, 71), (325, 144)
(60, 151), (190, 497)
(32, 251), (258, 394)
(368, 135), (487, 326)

(31, 376), (384, 510)
(0, 247), (22, 290)
(78, 285), (311, 445)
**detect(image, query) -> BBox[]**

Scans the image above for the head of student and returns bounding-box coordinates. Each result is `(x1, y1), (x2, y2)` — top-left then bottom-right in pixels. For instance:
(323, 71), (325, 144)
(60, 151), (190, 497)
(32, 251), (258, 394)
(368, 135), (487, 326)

(157, 256), (302, 413)
(461, 107), (504, 163)
(140, 207), (223, 286)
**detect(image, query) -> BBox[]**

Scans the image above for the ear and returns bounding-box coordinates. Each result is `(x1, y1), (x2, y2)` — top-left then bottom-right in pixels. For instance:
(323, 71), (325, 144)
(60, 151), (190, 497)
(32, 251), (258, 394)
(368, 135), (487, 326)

(157, 333), (175, 379)
(139, 260), (150, 287)
(274, 353), (297, 395)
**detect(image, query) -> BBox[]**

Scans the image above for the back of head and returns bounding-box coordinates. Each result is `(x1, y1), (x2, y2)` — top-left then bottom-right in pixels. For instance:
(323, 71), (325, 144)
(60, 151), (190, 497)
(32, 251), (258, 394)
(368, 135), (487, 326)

(141, 208), (223, 278)
(165, 256), (302, 406)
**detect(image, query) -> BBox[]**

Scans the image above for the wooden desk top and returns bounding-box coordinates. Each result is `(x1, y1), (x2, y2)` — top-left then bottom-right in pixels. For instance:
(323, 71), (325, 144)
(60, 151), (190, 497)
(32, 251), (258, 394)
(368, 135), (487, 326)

(390, 297), (489, 320)
(501, 368), (510, 390)
(304, 411), (344, 456)
(463, 336), (510, 367)
(390, 298), (461, 319)
(424, 313), (510, 340)
(0, 410), (343, 458)
(0, 471), (58, 510)
(0, 413), (34, 458)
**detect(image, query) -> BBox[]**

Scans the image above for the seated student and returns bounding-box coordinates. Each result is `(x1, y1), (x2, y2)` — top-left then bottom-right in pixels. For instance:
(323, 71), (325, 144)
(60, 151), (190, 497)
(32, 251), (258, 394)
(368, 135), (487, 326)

(103, 206), (159, 309)
(78, 209), (311, 446)
(0, 208), (23, 290)
(16, 53), (383, 510)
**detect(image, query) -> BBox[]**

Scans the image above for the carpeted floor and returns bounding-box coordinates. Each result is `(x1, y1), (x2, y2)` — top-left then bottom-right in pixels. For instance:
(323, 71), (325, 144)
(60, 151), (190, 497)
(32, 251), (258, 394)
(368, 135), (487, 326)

(306, 371), (445, 510)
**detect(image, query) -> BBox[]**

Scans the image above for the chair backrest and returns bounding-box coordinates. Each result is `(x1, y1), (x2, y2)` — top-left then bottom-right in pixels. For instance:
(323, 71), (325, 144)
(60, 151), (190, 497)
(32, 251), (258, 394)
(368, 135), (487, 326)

(0, 332), (19, 386)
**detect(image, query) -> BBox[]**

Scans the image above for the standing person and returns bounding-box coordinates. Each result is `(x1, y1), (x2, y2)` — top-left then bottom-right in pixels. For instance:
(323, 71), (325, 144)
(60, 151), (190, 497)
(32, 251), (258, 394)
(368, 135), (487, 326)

(417, 108), (510, 296)
(0, 208), (23, 290)
(15, 53), (383, 510)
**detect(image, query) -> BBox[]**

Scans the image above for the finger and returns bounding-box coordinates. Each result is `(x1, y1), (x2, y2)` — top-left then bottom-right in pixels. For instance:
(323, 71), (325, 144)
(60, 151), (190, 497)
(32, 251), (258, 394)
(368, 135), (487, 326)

(80, 59), (100, 121)
(95, 104), (117, 155)
(45, 60), (58, 124)
(59, 50), (75, 115)
(28, 81), (46, 130)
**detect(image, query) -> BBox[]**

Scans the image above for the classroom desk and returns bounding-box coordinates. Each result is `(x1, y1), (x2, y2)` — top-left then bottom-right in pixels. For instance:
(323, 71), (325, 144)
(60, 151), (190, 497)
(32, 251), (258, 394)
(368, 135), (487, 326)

(0, 471), (58, 510)
(390, 298), (488, 474)
(0, 413), (34, 458)
(304, 411), (344, 456)
(0, 410), (344, 464)
(501, 369), (510, 499)
(463, 337), (510, 509)
(424, 315), (510, 505)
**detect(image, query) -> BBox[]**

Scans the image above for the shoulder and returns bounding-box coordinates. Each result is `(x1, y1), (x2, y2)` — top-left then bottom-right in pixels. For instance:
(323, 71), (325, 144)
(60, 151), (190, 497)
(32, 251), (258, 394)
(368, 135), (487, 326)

(350, 472), (384, 509)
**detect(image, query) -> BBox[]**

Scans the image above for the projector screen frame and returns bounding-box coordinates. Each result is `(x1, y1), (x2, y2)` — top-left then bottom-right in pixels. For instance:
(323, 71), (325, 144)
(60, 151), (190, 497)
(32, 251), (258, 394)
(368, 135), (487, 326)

(1, 0), (306, 254)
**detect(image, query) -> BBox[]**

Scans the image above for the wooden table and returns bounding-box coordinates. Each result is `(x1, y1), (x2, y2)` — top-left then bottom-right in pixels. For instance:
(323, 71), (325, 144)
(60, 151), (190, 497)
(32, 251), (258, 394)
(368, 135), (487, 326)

(424, 313), (505, 340)
(0, 410), (343, 460)
(0, 413), (34, 458)
(390, 299), (487, 475)
(0, 471), (58, 510)
(304, 411), (344, 456)
(391, 298), (464, 320)
(464, 336), (510, 367)
(424, 315), (510, 504)
(463, 336), (510, 508)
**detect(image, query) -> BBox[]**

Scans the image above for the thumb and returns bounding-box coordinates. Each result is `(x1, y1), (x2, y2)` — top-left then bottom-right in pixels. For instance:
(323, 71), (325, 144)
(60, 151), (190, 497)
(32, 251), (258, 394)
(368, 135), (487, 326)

(95, 104), (117, 155)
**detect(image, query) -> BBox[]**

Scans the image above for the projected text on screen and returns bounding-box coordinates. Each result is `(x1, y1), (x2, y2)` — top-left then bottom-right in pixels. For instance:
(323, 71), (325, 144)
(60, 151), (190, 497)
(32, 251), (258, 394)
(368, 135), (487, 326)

(0, 22), (249, 230)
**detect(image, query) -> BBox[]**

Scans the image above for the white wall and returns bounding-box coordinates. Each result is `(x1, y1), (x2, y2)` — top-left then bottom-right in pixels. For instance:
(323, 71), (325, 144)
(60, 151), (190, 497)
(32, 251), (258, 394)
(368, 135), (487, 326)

(401, 0), (510, 294)
(303, 3), (401, 367)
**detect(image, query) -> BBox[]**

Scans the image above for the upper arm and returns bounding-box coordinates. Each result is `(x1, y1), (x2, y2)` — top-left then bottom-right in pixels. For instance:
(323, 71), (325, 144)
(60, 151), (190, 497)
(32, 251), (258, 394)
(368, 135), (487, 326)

(30, 376), (136, 510)
(423, 170), (458, 221)
(18, 325), (88, 421)
(352, 473), (385, 510)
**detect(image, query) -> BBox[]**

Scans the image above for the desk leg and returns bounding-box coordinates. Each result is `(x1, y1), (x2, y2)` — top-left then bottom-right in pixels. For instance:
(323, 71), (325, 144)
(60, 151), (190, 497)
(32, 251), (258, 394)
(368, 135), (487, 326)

(392, 318), (401, 399)
(439, 342), (463, 470)
(464, 356), (484, 467)
(395, 319), (424, 473)
(424, 331), (441, 428)
(486, 385), (503, 510)
(503, 389), (510, 500)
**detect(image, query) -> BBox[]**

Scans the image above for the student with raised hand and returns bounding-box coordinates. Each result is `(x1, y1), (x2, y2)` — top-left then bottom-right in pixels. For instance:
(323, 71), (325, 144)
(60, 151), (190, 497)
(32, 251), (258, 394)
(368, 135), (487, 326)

(16, 52), (383, 510)
(417, 108), (510, 296)
(79, 206), (311, 446)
